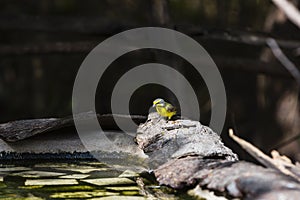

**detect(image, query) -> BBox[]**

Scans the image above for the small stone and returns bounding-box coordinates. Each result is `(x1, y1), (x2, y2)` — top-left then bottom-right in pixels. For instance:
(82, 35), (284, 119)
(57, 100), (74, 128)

(105, 186), (140, 191)
(63, 167), (109, 174)
(0, 167), (30, 172)
(13, 171), (65, 178)
(118, 170), (139, 178)
(50, 191), (117, 198)
(82, 178), (135, 186)
(25, 179), (78, 186)
(59, 174), (90, 179)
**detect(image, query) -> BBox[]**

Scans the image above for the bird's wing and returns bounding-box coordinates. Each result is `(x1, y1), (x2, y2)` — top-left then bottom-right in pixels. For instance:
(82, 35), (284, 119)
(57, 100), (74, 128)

(165, 103), (176, 112)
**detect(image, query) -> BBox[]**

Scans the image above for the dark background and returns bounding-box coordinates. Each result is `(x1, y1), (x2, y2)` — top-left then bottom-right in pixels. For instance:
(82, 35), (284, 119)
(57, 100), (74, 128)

(1, 0), (300, 161)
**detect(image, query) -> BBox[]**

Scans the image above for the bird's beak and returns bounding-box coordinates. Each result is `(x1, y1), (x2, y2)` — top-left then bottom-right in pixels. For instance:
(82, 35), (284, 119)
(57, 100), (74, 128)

(152, 104), (155, 107)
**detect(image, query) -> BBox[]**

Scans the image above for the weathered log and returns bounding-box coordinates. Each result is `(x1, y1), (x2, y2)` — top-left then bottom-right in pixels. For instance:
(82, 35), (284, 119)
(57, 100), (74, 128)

(0, 112), (146, 142)
(136, 113), (237, 167)
(136, 112), (300, 199)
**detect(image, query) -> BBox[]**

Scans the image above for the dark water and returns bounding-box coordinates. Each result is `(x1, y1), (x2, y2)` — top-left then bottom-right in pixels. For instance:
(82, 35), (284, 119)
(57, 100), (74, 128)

(0, 160), (196, 200)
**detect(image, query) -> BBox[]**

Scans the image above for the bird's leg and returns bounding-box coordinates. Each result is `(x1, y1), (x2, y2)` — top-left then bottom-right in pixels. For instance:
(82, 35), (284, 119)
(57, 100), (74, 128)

(166, 116), (171, 123)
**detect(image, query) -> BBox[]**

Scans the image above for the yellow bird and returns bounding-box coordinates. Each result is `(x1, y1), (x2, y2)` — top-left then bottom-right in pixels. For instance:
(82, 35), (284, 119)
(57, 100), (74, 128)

(152, 98), (176, 120)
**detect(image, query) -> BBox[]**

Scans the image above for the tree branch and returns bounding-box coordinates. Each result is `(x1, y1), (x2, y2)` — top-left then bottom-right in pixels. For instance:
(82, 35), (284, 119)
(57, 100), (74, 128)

(266, 38), (300, 85)
(272, 0), (300, 29)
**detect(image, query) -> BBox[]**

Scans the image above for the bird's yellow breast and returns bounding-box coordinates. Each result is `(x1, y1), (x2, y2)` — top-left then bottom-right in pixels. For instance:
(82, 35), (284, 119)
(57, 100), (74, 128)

(156, 105), (176, 119)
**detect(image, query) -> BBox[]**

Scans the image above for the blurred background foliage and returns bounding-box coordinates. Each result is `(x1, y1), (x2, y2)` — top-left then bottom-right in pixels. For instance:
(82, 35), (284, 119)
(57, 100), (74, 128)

(0, 0), (300, 161)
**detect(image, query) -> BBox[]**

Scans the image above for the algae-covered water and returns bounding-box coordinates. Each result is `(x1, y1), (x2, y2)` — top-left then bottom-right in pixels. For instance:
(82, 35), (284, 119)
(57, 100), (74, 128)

(0, 160), (196, 200)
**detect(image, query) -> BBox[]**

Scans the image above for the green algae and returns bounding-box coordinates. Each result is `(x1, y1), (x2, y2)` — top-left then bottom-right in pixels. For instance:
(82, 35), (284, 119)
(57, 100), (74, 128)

(105, 186), (140, 191)
(50, 190), (118, 198)
(24, 185), (95, 192)
(89, 196), (147, 200)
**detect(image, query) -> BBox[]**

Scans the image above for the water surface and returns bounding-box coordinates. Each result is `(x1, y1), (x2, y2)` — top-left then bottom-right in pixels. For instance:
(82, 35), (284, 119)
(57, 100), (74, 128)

(0, 160), (196, 200)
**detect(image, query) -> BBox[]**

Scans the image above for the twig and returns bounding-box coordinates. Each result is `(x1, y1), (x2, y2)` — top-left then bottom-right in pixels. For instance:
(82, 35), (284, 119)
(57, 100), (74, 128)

(266, 39), (300, 153)
(271, 133), (300, 150)
(294, 47), (300, 56)
(229, 129), (300, 182)
(266, 38), (300, 86)
(272, 0), (300, 29)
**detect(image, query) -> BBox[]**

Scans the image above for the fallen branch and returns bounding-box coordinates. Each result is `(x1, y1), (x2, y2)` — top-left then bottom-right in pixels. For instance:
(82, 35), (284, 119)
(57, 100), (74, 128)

(229, 129), (300, 182)
(271, 132), (300, 150)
